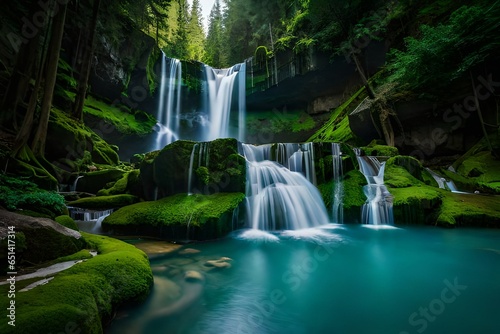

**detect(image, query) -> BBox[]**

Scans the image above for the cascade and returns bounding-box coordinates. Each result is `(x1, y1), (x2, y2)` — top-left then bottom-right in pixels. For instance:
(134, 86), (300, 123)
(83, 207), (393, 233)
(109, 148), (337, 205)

(331, 143), (344, 224)
(68, 207), (114, 222)
(425, 168), (459, 192)
(187, 142), (210, 194)
(242, 144), (329, 231)
(205, 63), (246, 141)
(70, 175), (83, 192)
(154, 54), (182, 150)
(356, 151), (394, 225)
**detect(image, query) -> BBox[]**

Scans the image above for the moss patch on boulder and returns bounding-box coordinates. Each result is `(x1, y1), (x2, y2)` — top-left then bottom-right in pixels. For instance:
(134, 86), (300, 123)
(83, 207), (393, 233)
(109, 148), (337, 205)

(436, 192), (500, 227)
(76, 169), (126, 194)
(102, 192), (245, 240)
(67, 194), (139, 210)
(0, 233), (153, 334)
(55, 215), (79, 231)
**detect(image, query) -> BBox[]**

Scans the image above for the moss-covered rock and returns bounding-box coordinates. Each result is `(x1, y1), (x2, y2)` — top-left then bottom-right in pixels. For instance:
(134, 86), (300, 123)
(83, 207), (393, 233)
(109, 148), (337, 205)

(67, 194), (139, 210)
(342, 170), (368, 223)
(102, 193), (245, 240)
(147, 139), (246, 199)
(46, 108), (119, 172)
(385, 155), (437, 188)
(76, 169), (126, 194)
(97, 170), (142, 197)
(361, 140), (399, 157)
(0, 210), (83, 269)
(55, 215), (79, 231)
(436, 191), (500, 227)
(389, 186), (443, 225)
(0, 233), (153, 334)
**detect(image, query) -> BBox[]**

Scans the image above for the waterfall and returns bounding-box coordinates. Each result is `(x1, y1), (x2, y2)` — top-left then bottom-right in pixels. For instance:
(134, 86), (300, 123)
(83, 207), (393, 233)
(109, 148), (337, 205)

(68, 207), (114, 222)
(205, 63), (246, 141)
(331, 143), (344, 224)
(155, 54), (182, 150)
(356, 151), (394, 225)
(242, 144), (329, 231)
(187, 142), (210, 194)
(70, 176), (83, 192)
(425, 168), (459, 192)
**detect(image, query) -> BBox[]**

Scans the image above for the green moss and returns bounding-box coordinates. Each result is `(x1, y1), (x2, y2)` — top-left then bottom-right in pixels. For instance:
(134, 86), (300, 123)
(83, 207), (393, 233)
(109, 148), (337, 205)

(102, 193), (245, 239)
(456, 151), (500, 194)
(0, 233), (153, 334)
(48, 108), (119, 169)
(77, 169), (126, 194)
(437, 191), (500, 227)
(246, 109), (316, 137)
(97, 170), (140, 196)
(362, 140), (399, 157)
(55, 215), (79, 231)
(67, 194), (139, 209)
(308, 86), (366, 143)
(342, 169), (367, 209)
(389, 186), (443, 225)
(83, 95), (157, 135)
(196, 166), (210, 185)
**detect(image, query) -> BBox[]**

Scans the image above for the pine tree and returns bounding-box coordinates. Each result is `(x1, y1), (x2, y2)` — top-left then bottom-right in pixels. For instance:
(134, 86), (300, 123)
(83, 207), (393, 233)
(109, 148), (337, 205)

(186, 0), (205, 61)
(204, 0), (226, 67)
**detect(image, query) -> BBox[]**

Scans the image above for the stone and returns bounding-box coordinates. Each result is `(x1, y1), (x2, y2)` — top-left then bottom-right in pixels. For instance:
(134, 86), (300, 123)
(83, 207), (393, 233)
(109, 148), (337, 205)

(0, 210), (83, 264)
(179, 248), (201, 255)
(184, 270), (205, 282)
(204, 257), (233, 268)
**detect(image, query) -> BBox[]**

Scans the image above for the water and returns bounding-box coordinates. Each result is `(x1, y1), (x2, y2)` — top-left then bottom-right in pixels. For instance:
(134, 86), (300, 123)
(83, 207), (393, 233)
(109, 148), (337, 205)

(357, 153), (394, 225)
(331, 143), (344, 224)
(154, 54), (182, 150)
(242, 144), (330, 232)
(106, 226), (500, 334)
(69, 207), (113, 233)
(205, 63), (246, 142)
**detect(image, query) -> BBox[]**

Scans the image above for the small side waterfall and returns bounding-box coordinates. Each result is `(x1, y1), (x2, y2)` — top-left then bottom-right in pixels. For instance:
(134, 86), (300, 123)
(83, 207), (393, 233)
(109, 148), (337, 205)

(68, 207), (114, 234)
(425, 168), (459, 192)
(205, 63), (246, 141)
(356, 151), (394, 225)
(242, 144), (329, 231)
(331, 143), (344, 224)
(187, 142), (210, 194)
(70, 175), (83, 192)
(155, 54), (182, 150)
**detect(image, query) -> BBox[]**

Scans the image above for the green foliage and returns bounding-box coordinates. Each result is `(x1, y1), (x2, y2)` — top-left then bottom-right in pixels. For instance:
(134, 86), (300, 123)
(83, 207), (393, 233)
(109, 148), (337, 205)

(196, 166), (210, 185)
(0, 174), (66, 216)
(362, 140), (399, 157)
(386, 3), (500, 97)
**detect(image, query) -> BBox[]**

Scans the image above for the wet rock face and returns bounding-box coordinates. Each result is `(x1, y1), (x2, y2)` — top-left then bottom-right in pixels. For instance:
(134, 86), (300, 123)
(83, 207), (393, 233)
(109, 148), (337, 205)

(0, 210), (83, 265)
(142, 138), (246, 199)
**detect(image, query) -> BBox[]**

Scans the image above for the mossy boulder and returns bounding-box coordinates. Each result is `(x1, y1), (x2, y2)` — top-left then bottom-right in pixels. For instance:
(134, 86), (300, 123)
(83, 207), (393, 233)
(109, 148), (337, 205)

(67, 194), (139, 210)
(145, 139), (246, 199)
(361, 140), (399, 157)
(76, 169), (126, 194)
(0, 210), (83, 269)
(385, 156), (437, 188)
(389, 186), (443, 225)
(102, 193), (246, 240)
(436, 191), (500, 227)
(318, 169), (366, 223)
(46, 108), (119, 173)
(97, 170), (142, 197)
(55, 215), (79, 231)
(0, 233), (153, 334)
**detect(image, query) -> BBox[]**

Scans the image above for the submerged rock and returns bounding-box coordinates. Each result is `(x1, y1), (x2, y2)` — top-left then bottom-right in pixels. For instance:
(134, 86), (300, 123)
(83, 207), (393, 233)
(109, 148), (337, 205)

(179, 248), (201, 255)
(184, 270), (205, 282)
(205, 257), (233, 269)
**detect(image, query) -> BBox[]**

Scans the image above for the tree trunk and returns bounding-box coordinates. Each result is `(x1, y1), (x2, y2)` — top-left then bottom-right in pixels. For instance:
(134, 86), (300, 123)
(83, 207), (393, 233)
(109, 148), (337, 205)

(352, 53), (376, 99)
(31, 3), (68, 157)
(72, 0), (101, 121)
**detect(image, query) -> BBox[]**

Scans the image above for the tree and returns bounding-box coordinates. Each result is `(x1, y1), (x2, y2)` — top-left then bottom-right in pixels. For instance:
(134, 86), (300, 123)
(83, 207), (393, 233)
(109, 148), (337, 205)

(186, 0), (205, 61)
(72, 0), (101, 121)
(31, 2), (68, 156)
(204, 0), (226, 67)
